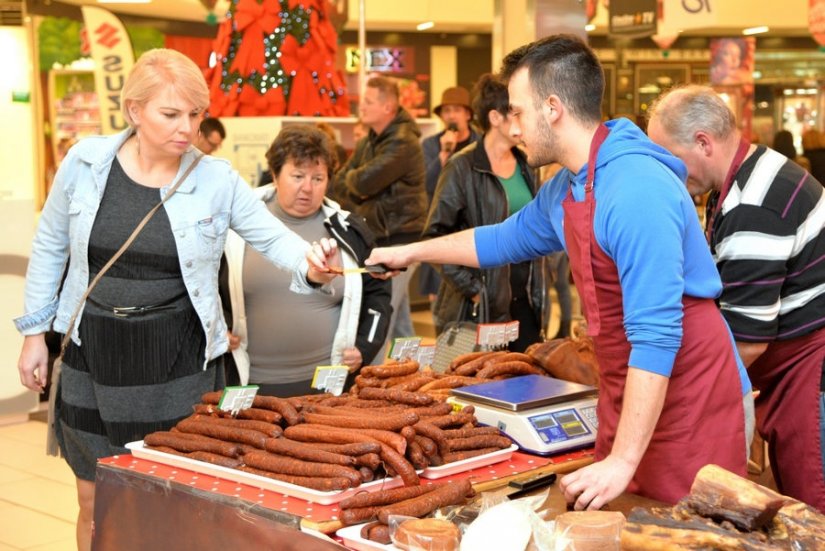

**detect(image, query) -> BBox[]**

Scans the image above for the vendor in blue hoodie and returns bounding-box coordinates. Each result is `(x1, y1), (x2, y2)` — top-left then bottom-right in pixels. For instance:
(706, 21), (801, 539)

(367, 35), (753, 508)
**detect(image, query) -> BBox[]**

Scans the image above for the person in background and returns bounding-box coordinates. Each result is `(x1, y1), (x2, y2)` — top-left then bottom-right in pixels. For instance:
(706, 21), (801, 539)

(802, 128), (825, 186)
(773, 129), (811, 172)
(195, 116), (226, 154)
(366, 35), (751, 508)
(315, 121), (348, 169)
(419, 86), (481, 307)
(332, 76), (427, 359)
(540, 162), (574, 339)
(221, 125), (392, 396)
(13, 49), (337, 551)
(423, 74), (546, 351)
(648, 85), (825, 513)
(259, 122), (348, 188)
(351, 118), (369, 144)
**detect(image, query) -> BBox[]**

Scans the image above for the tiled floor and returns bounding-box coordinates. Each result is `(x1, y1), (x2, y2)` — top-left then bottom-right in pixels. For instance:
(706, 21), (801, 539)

(0, 417), (78, 551)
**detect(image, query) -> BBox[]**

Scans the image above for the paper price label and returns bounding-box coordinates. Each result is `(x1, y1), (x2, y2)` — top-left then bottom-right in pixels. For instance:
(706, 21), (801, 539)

(389, 337), (422, 361)
(477, 323), (510, 347)
(505, 320), (520, 343)
(312, 365), (350, 396)
(415, 344), (436, 368)
(218, 385), (259, 416)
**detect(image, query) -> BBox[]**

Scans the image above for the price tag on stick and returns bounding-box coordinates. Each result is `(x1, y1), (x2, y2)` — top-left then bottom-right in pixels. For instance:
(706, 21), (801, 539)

(312, 365), (350, 396)
(389, 337), (422, 361)
(218, 385), (259, 417)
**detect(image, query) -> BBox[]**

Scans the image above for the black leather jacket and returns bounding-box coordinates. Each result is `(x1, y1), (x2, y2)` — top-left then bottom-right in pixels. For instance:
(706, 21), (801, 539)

(332, 108), (427, 245)
(423, 140), (547, 334)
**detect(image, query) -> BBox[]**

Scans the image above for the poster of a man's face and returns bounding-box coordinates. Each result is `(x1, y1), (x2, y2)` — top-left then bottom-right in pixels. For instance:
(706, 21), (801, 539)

(710, 37), (755, 86)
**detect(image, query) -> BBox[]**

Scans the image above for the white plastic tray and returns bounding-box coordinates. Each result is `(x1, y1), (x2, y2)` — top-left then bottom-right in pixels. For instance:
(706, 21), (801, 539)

(336, 523), (398, 551)
(420, 444), (519, 479)
(125, 440), (404, 505)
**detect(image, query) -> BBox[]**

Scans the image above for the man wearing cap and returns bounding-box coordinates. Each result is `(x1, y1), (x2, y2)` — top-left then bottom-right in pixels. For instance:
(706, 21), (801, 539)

(420, 86), (480, 303)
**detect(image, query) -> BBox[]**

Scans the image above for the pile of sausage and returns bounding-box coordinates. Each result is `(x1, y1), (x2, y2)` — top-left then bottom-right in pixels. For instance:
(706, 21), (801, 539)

(142, 387), (512, 494)
(351, 354), (549, 400)
(341, 479), (475, 545)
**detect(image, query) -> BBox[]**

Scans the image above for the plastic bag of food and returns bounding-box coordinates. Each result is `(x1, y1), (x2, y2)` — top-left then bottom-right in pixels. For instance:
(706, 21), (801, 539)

(389, 515), (461, 550)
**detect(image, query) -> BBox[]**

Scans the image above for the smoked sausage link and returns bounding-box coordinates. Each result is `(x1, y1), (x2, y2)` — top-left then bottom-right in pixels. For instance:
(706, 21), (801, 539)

(176, 419), (268, 448)
(301, 411), (419, 432)
(476, 360), (545, 379)
(237, 465), (352, 491)
(376, 479), (473, 524)
(340, 484), (434, 509)
(357, 387), (434, 407)
(264, 438), (357, 466)
(243, 450), (362, 486)
(144, 431), (240, 457)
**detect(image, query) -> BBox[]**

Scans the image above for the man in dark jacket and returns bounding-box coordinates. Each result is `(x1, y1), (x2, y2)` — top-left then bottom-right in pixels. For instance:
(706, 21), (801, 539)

(419, 86), (481, 305)
(333, 76), (427, 358)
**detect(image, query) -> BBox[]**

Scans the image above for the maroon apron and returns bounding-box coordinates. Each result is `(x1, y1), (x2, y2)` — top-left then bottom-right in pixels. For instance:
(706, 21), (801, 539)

(562, 125), (747, 504)
(750, 327), (825, 511)
(708, 139), (825, 513)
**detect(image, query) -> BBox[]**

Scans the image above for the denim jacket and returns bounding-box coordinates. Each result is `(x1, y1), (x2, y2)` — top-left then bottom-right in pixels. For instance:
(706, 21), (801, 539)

(14, 129), (314, 366)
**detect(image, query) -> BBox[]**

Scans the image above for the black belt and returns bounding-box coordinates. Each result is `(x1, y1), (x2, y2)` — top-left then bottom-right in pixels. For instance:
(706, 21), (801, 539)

(86, 291), (188, 318)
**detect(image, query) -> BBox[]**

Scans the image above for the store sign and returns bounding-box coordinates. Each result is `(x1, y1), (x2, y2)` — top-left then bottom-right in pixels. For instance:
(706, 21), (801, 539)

(344, 46), (414, 74)
(80, 6), (134, 134)
(809, 0), (825, 46)
(609, 0), (657, 38)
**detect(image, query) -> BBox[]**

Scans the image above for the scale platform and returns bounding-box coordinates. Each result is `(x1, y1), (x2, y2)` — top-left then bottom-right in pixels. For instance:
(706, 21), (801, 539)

(450, 375), (599, 456)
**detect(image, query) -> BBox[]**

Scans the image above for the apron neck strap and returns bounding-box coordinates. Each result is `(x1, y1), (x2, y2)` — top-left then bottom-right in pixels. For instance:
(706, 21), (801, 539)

(585, 124), (611, 193)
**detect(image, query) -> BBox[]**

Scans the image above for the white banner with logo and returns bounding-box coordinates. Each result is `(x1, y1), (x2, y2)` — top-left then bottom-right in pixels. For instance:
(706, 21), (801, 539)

(80, 6), (134, 135)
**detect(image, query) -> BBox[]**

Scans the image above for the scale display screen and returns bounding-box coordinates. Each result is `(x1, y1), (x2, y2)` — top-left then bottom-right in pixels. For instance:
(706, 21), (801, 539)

(528, 408), (591, 443)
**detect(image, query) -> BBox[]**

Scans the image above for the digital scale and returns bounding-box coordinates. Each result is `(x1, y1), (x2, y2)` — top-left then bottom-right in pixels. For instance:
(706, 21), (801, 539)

(450, 375), (599, 456)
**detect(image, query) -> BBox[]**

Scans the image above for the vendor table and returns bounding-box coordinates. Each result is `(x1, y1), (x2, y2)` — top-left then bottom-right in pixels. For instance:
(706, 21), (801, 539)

(92, 448), (595, 551)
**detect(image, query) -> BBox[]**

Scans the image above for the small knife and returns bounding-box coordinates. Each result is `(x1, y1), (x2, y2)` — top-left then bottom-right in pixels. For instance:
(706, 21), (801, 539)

(504, 472), (557, 500)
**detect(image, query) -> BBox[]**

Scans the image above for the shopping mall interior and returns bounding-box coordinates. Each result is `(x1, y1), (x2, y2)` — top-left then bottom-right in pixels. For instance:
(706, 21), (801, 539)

(0, 0), (820, 548)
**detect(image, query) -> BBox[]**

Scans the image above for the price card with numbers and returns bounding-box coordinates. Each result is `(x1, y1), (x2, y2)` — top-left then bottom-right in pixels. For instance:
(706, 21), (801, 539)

(505, 320), (520, 343)
(217, 385), (259, 416)
(312, 365), (349, 396)
(389, 337), (422, 361)
(415, 344), (436, 368)
(477, 323), (509, 347)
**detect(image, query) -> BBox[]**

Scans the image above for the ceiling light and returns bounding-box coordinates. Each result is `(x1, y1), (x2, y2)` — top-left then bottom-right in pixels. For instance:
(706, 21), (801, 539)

(97, 0), (151, 3)
(416, 21), (434, 31)
(585, 24), (596, 32)
(743, 26), (769, 35)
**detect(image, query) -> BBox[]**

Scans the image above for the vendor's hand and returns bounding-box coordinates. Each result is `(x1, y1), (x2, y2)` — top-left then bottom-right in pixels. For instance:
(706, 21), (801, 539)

(18, 334), (48, 393)
(341, 347), (363, 373)
(227, 331), (240, 351)
(365, 245), (414, 279)
(306, 237), (339, 285)
(559, 455), (636, 511)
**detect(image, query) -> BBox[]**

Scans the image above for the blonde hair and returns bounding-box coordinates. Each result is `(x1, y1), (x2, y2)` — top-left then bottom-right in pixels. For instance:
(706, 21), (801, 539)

(121, 48), (210, 127)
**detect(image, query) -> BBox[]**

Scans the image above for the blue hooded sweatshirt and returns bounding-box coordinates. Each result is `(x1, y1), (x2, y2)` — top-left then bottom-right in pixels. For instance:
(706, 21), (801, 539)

(475, 118), (750, 392)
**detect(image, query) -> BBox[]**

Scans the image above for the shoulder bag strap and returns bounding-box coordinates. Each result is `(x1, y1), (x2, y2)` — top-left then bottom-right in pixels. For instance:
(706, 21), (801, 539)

(57, 153), (204, 357)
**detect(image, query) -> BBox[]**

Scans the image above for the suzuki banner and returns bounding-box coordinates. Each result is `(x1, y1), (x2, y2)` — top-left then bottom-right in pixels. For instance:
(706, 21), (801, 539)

(80, 6), (134, 135)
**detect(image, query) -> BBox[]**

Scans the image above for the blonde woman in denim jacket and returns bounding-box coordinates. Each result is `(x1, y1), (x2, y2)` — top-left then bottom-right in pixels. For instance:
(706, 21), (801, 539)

(13, 49), (337, 551)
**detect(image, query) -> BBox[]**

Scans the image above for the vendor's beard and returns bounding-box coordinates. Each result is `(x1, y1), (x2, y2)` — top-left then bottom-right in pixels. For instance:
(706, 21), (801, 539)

(525, 115), (561, 168)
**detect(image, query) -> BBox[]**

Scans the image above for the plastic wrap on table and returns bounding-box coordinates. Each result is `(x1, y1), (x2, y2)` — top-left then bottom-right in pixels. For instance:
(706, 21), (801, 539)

(92, 462), (347, 551)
